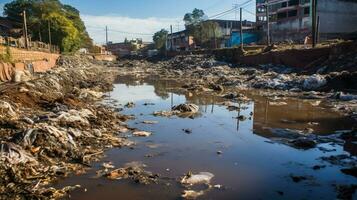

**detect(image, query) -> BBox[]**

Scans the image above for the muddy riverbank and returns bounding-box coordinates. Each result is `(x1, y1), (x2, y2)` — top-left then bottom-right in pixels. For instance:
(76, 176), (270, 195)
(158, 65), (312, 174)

(0, 56), (133, 199)
(116, 54), (357, 121)
(1, 54), (356, 200)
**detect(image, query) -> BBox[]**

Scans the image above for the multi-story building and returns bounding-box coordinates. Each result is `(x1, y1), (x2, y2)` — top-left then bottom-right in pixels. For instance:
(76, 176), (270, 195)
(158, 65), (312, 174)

(166, 30), (195, 51)
(166, 19), (257, 51)
(256, 0), (357, 43)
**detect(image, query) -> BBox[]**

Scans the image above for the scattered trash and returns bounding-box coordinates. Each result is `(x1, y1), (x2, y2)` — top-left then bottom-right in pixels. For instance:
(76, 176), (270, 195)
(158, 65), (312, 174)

(99, 162), (158, 184)
(172, 104), (199, 113)
(125, 102), (135, 108)
(182, 190), (205, 199)
(181, 172), (214, 185)
(142, 120), (158, 124)
(182, 129), (192, 134)
(132, 131), (152, 137)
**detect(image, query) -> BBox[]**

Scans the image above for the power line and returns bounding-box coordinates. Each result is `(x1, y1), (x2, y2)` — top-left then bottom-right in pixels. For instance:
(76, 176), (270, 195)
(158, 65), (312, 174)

(86, 25), (154, 36)
(209, 7), (237, 19)
(242, 8), (255, 16)
(210, 0), (254, 20)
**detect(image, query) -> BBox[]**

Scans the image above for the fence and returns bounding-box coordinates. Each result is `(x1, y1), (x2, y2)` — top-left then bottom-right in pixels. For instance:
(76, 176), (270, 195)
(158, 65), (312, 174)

(0, 35), (59, 54)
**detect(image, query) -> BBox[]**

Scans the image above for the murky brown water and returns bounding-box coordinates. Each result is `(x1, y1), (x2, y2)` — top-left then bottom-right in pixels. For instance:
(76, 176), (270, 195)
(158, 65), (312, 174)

(56, 76), (356, 200)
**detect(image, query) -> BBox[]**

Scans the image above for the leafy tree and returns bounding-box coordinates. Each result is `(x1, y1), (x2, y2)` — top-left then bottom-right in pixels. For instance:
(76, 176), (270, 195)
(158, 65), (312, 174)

(193, 21), (222, 48)
(3, 0), (92, 52)
(153, 29), (168, 51)
(183, 8), (205, 26)
(182, 9), (221, 48)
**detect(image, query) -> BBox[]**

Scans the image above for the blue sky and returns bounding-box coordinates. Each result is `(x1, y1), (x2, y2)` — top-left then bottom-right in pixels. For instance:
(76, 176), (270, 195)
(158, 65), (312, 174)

(0, 0), (256, 43)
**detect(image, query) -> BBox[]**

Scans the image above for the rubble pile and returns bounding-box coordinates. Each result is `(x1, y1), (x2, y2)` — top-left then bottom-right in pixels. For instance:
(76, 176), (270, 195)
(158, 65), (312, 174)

(116, 54), (357, 120)
(165, 55), (228, 70)
(0, 56), (131, 199)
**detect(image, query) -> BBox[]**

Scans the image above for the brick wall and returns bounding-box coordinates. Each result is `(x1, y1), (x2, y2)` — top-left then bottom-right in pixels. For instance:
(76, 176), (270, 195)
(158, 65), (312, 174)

(0, 45), (60, 72)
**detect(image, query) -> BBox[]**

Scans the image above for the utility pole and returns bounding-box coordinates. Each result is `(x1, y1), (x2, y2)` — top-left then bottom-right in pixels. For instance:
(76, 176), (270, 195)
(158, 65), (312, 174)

(312, 0), (317, 48)
(213, 24), (217, 49)
(105, 26), (108, 45)
(23, 10), (29, 49)
(240, 7), (244, 51)
(170, 25), (173, 51)
(48, 21), (52, 52)
(265, 1), (270, 46)
(316, 15), (320, 44)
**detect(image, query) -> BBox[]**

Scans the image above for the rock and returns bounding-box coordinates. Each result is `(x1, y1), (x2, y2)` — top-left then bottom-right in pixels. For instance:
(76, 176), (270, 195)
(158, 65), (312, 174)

(312, 165), (326, 170)
(290, 175), (307, 183)
(341, 167), (357, 178)
(93, 129), (102, 137)
(183, 129), (192, 134)
(172, 104), (199, 113)
(335, 184), (357, 200)
(209, 83), (224, 91)
(79, 89), (104, 100)
(289, 138), (316, 149)
(237, 115), (247, 121)
(125, 102), (135, 108)
(181, 172), (214, 185)
(132, 131), (152, 137)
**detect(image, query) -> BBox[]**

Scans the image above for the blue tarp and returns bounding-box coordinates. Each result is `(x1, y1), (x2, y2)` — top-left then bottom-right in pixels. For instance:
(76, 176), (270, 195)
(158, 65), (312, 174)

(226, 32), (259, 47)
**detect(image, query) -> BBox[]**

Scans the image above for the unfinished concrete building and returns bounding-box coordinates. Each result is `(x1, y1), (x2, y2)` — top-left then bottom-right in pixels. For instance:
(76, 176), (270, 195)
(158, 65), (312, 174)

(256, 0), (357, 43)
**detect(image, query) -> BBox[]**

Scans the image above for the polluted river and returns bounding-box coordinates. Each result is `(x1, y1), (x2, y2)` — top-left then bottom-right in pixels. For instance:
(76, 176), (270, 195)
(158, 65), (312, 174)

(54, 75), (356, 200)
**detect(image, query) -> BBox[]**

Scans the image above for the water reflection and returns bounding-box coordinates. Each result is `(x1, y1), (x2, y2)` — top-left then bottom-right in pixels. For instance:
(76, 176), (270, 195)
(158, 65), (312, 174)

(56, 75), (356, 200)
(116, 75), (355, 137)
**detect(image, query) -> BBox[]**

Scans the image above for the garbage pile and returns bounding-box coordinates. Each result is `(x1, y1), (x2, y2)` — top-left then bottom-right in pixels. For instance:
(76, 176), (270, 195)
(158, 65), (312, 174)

(0, 55), (131, 199)
(165, 55), (228, 70)
(120, 54), (357, 93)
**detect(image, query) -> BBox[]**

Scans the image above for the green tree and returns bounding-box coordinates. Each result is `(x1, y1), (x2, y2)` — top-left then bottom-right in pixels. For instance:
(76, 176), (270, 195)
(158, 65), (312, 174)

(3, 0), (92, 52)
(153, 29), (168, 51)
(193, 21), (222, 48)
(183, 8), (205, 26)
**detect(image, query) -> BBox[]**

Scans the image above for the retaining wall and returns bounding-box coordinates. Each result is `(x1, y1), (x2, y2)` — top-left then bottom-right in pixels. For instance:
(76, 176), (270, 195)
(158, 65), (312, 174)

(0, 45), (60, 73)
(168, 41), (355, 68)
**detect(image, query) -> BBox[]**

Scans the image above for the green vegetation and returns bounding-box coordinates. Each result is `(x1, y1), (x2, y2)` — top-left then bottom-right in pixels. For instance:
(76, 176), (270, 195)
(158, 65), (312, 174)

(0, 46), (13, 63)
(153, 29), (168, 51)
(183, 9), (222, 48)
(3, 0), (92, 52)
(183, 8), (205, 27)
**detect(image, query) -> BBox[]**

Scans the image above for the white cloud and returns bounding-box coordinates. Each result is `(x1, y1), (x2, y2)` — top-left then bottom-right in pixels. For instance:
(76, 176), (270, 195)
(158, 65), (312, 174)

(81, 14), (181, 44)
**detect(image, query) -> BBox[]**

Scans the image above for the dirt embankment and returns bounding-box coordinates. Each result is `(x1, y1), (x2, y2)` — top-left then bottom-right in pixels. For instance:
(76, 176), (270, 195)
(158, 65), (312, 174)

(0, 56), (131, 199)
